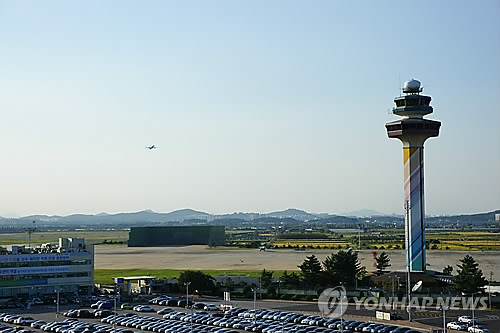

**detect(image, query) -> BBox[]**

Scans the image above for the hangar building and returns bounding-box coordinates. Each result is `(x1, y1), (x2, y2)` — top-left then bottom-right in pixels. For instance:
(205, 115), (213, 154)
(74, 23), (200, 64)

(128, 225), (225, 247)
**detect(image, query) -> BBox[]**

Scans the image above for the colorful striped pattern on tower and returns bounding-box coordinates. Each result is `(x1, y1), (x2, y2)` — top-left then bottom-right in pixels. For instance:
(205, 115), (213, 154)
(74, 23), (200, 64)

(403, 146), (426, 272)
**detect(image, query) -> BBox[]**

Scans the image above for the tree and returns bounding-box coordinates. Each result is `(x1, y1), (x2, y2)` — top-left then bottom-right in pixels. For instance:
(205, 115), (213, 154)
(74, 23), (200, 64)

(280, 271), (301, 289)
(177, 270), (216, 296)
(322, 249), (366, 287)
(375, 252), (391, 275)
(298, 255), (322, 287)
(442, 265), (453, 275)
(260, 269), (274, 288)
(452, 255), (487, 294)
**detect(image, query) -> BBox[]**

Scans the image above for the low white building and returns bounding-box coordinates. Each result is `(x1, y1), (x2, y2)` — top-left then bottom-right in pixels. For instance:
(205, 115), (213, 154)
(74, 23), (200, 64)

(0, 238), (94, 299)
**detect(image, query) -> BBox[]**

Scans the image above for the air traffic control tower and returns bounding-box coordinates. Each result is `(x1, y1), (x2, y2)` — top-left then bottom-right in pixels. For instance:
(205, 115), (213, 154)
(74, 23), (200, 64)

(385, 79), (441, 272)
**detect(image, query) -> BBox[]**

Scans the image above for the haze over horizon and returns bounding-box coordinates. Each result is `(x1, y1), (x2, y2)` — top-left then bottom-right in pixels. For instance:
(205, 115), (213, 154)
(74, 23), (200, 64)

(1, 1), (498, 217)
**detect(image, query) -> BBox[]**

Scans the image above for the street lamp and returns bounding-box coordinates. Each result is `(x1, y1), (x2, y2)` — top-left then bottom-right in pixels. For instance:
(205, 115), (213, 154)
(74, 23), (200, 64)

(113, 284), (119, 329)
(462, 292), (476, 326)
(339, 282), (345, 333)
(439, 305), (448, 333)
(489, 272), (493, 310)
(251, 288), (257, 324)
(184, 282), (192, 333)
(55, 288), (60, 321)
(403, 201), (413, 322)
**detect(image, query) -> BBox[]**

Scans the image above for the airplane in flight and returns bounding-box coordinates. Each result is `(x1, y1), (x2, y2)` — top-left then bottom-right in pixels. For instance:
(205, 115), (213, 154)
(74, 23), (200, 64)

(146, 145), (157, 150)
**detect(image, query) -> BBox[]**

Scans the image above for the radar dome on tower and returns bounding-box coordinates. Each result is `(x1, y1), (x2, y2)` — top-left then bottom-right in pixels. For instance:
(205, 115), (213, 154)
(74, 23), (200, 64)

(403, 79), (422, 93)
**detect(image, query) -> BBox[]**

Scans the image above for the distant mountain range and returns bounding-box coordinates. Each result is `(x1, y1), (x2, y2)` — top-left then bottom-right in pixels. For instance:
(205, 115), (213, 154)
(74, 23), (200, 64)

(1, 208), (498, 228)
(1, 208), (327, 224)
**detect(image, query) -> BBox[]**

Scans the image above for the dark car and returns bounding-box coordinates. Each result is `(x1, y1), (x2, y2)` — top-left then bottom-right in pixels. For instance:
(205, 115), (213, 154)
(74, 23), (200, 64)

(177, 300), (194, 308)
(389, 328), (411, 333)
(390, 313), (403, 320)
(76, 310), (93, 318)
(94, 310), (115, 318)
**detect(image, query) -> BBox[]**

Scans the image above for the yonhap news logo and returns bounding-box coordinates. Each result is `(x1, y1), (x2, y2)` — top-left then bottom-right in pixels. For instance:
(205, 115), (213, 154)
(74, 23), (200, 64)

(318, 286), (347, 317)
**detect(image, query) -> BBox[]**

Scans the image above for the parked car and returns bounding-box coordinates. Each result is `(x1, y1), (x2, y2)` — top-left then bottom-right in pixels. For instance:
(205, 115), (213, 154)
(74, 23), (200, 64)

(458, 316), (478, 325)
(94, 310), (115, 318)
(121, 303), (134, 310)
(76, 310), (93, 318)
(99, 303), (113, 310)
(133, 305), (154, 312)
(205, 305), (219, 311)
(447, 322), (468, 331)
(468, 326), (489, 333)
(157, 308), (175, 315)
(14, 317), (37, 325)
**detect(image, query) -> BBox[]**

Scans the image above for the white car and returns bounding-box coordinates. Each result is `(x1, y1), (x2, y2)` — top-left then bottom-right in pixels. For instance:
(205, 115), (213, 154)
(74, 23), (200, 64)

(204, 304), (219, 311)
(14, 317), (37, 325)
(135, 305), (154, 312)
(157, 308), (175, 315)
(447, 322), (467, 331)
(458, 316), (478, 325)
(468, 326), (489, 333)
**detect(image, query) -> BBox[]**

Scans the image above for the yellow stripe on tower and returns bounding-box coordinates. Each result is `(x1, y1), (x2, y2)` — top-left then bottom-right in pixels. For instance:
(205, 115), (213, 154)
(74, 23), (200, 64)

(403, 147), (418, 164)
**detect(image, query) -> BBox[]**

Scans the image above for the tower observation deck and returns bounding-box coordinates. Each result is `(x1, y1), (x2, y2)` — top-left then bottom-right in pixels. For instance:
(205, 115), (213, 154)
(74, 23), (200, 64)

(385, 79), (441, 272)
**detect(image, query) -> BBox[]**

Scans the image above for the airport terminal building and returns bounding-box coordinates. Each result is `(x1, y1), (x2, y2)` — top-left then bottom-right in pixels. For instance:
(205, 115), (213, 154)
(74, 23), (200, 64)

(128, 225), (225, 247)
(0, 238), (94, 299)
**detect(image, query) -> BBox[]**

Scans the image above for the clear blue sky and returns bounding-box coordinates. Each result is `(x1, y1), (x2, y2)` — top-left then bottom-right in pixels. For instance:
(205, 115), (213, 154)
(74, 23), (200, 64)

(0, 0), (498, 217)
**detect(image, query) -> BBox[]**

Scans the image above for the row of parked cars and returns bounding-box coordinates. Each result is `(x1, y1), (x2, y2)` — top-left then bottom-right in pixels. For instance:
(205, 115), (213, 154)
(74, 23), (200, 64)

(224, 308), (420, 333)
(0, 312), (132, 333)
(445, 316), (489, 333)
(148, 297), (218, 312)
(93, 306), (424, 333)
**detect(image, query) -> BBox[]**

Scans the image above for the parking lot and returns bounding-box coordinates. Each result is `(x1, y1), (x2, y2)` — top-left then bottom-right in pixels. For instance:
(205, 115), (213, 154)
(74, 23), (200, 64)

(0, 297), (431, 333)
(1, 295), (498, 333)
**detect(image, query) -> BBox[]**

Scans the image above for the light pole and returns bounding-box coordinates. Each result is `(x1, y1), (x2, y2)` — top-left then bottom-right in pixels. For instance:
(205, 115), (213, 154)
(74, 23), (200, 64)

(439, 305), (448, 333)
(340, 282), (344, 333)
(113, 284), (118, 329)
(471, 293), (475, 325)
(56, 289), (60, 321)
(391, 276), (395, 310)
(462, 292), (476, 327)
(489, 272), (493, 310)
(184, 282), (192, 333)
(404, 200), (412, 322)
(251, 288), (257, 324)
(184, 281), (191, 308)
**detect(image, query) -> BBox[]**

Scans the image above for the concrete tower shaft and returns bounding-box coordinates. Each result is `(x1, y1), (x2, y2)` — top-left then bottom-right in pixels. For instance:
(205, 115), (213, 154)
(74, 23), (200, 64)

(385, 79), (441, 272)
